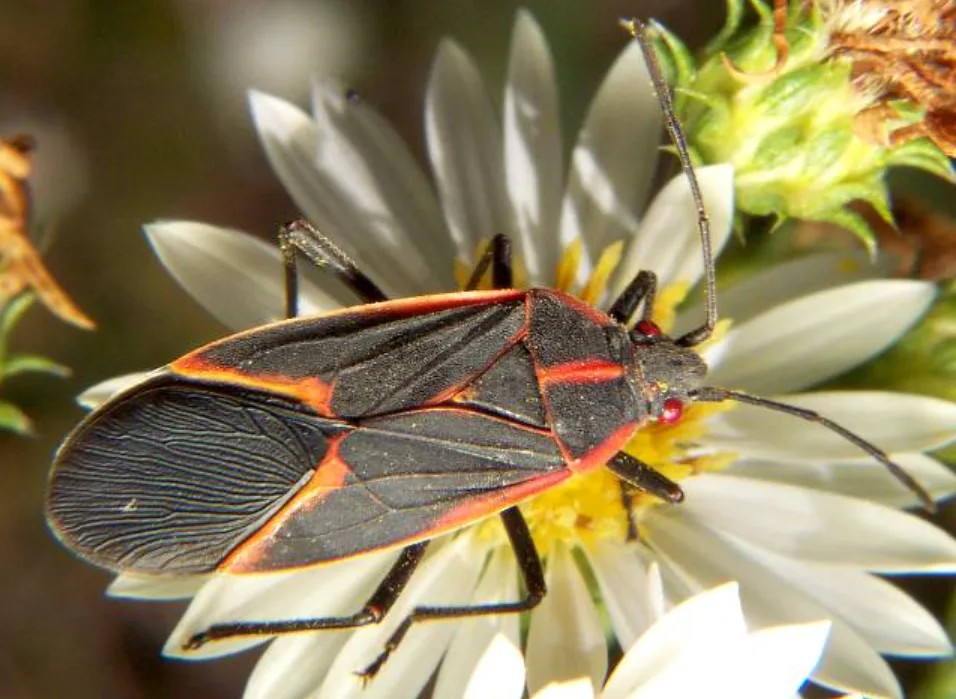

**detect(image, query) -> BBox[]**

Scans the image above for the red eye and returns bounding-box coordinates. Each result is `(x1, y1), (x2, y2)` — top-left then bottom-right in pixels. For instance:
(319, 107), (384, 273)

(659, 398), (684, 425)
(635, 320), (662, 337)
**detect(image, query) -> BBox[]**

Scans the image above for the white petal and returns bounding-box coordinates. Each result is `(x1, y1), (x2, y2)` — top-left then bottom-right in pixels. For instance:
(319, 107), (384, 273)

(245, 632), (350, 699)
(77, 371), (155, 409)
(724, 453), (956, 509)
(503, 9), (562, 286)
(732, 546), (952, 657)
(680, 474), (956, 572)
(526, 542), (607, 696)
(316, 534), (485, 699)
(531, 678), (595, 699)
(584, 540), (655, 649)
(705, 390), (956, 459)
(731, 621), (832, 699)
(432, 547), (524, 699)
(610, 164), (735, 306)
(602, 582), (746, 699)
(675, 251), (895, 336)
(426, 40), (513, 264)
(145, 220), (352, 331)
(310, 80), (453, 291)
(704, 280), (935, 394)
(165, 550), (397, 660)
(250, 90), (444, 297)
(107, 573), (207, 600)
(622, 620), (831, 699)
(559, 41), (661, 281)
(643, 513), (903, 698)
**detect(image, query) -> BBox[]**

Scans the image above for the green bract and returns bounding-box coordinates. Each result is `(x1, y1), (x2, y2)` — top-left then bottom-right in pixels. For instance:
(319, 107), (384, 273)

(654, 0), (954, 252)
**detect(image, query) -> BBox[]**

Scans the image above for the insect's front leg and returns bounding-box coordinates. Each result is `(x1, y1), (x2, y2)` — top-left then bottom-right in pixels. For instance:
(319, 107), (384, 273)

(278, 219), (388, 318)
(608, 270), (658, 326)
(608, 451), (684, 504)
(465, 234), (513, 290)
(619, 482), (639, 542)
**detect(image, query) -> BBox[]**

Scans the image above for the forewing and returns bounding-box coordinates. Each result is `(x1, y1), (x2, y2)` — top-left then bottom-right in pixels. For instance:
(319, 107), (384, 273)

(47, 375), (345, 575)
(173, 290), (528, 418)
(220, 407), (570, 573)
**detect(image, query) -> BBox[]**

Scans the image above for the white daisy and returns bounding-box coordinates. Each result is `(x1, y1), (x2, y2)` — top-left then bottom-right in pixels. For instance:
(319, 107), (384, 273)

(83, 9), (956, 699)
(532, 573), (832, 699)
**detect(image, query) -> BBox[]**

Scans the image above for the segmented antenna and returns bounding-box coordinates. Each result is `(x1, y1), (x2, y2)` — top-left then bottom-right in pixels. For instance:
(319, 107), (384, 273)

(694, 387), (936, 512)
(623, 19), (935, 512)
(621, 19), (717, 348)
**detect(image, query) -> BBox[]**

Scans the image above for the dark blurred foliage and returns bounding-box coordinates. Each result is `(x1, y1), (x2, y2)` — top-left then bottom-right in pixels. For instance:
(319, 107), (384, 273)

(0, 1), (950, 698)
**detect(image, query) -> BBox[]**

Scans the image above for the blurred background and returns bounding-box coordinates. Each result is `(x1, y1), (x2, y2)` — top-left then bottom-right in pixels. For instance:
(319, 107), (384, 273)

(0, 1), (951, 697)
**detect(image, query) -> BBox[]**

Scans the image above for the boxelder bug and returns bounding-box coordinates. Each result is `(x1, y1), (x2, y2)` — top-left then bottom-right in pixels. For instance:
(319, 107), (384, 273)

(45, 20), (932, 679)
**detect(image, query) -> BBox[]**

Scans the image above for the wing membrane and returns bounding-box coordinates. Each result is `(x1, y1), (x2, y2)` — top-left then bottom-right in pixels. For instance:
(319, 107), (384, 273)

(47, 375), (345, 574)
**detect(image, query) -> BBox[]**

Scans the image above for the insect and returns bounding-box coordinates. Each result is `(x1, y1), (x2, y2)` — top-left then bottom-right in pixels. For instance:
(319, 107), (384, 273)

(45, 21), (932, 680)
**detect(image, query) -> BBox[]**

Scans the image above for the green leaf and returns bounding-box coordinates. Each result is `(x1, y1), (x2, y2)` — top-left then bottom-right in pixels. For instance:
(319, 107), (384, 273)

(887, 138), (956, 182)
(3, 354), (71, 379)
(650, 21), (696, 90)
(0, 400), (33, 436)
(801, 127), (852, 179)
(755, 63), (828, 118)
(810, 208), (877, 257)
(885, 99), (925, 124)
(736, 182), (788, 217)
(692, 98), (735, 157)
(804, 178), (888, 221)
(703, 0), (746, 58)
(747, 0), (773, 22)
(0, 293), (34, 339)
(750, 126), (803, 171)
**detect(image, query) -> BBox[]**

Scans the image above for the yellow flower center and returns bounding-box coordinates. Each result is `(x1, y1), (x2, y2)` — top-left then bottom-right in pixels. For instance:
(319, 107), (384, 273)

(460, 240), (736, 552)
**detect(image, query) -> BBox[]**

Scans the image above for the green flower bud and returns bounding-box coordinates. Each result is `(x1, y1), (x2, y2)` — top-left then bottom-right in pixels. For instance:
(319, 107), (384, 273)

(654, 0), (954, 252)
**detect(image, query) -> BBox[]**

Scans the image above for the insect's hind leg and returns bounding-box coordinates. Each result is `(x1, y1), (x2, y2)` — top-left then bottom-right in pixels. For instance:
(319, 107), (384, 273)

(278, 219), (388, 318)
(465, 234), (513, 290)
(183, 542), (429, 650)
(357, 506), (544, 681)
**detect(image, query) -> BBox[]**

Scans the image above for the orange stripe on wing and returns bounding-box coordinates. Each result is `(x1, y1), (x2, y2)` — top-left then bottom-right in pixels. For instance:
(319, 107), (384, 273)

(430, 469), (570, 533)
(218, 437), (353, 573)
(171, 356), (335, 417)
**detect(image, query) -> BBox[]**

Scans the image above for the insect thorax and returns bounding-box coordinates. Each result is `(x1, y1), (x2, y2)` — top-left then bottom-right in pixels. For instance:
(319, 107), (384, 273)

(632, 340), (708, 419)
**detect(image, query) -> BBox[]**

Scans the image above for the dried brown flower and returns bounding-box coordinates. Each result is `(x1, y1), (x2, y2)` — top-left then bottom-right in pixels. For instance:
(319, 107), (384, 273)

(823, 0), (956, 156)
(0, 136), (94, 329)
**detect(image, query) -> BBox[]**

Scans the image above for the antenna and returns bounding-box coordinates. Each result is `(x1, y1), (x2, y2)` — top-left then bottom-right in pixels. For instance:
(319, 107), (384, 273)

(621, 19), (717, 348)
(622, 19), (935, 513)
(693, 387), (936, 512)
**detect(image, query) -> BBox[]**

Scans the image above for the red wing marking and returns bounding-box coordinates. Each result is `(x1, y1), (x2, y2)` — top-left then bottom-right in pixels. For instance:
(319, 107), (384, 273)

(171, 356), (335, 416)
(565, 422), (638, 475)
(538, 359), (626, 385)
(191, 288), (528, 348)
(430, 468), (570, 532)
(219, 435), (352, 572)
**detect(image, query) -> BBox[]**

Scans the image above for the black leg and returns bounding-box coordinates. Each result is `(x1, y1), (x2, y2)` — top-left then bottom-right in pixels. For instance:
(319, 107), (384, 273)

(618, 482), (639, 542)
(465, 234), (513, 291)
(183, 542), (430, 650)
(279, 219), (388, 319)
(607, 270), (657, 326)
(608, 451), (684, 504)
(357, 506), (545, 681)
